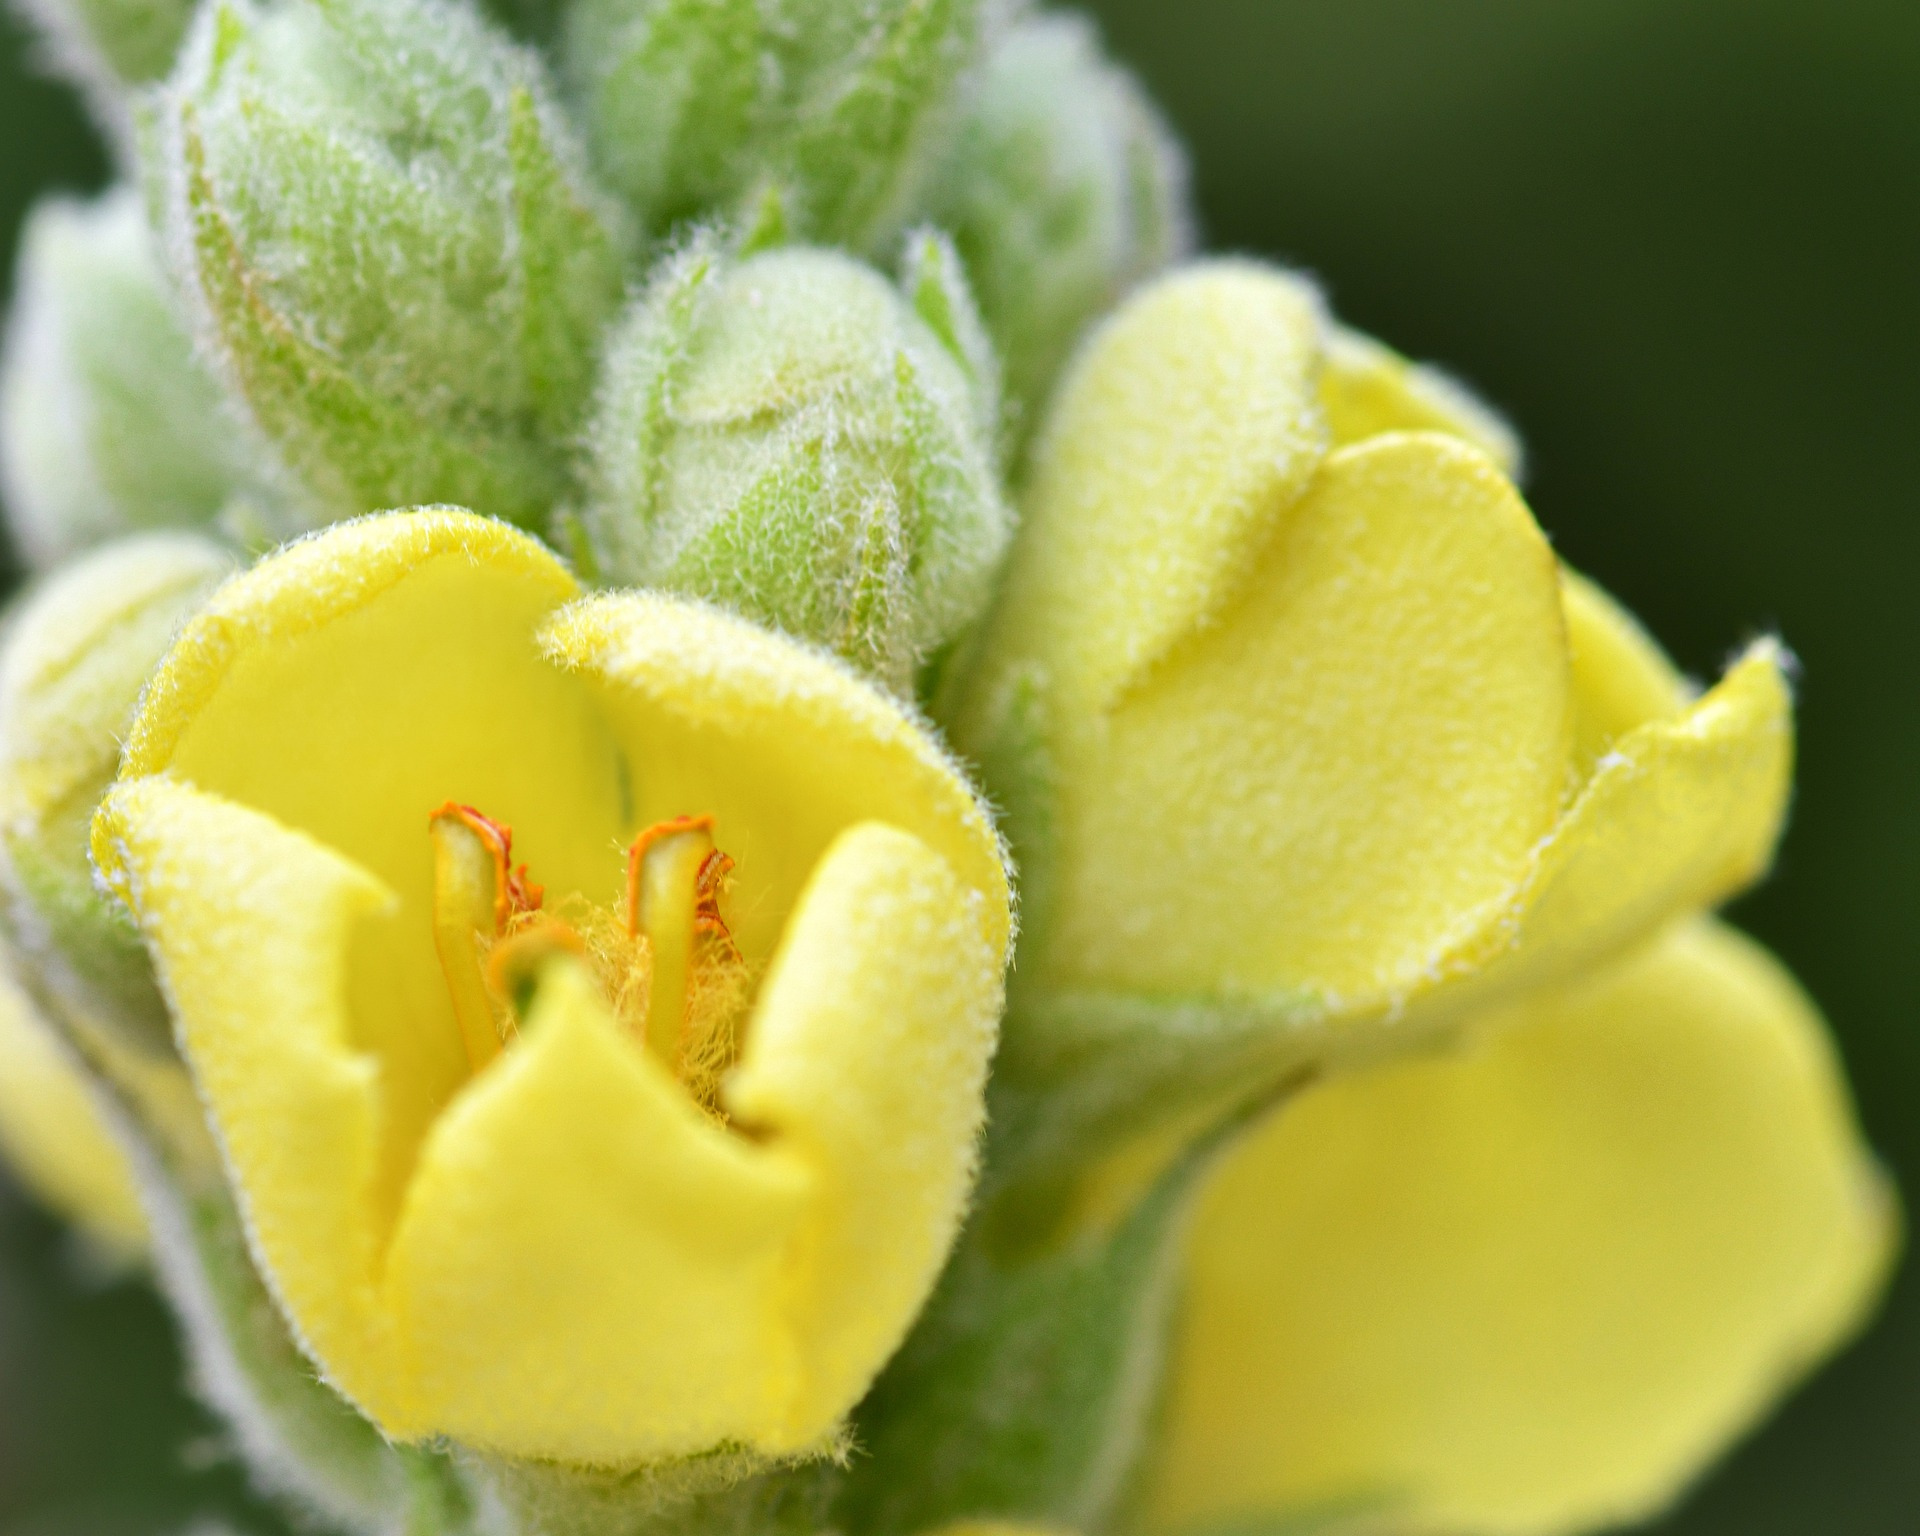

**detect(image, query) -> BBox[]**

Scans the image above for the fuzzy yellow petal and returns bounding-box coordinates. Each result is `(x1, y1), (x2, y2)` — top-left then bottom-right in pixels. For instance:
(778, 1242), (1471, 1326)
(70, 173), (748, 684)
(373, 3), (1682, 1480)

(385, 958), (811, 1462)
(107, 509), (628, 1236)
(92, 776), (399, 1420)
(1561, 567), (1690, 778)
(728, 821), (1004, 1447)
(1320, 324), (1524, 478)
(0, 951), (145, 1253)
(968, 261), (1329, 725)
(541, 592), (1010, 963)
(1048, 433), (1571, 1006)
(1446, 642), (1791, 1011)
(1145, 920), (1891, 1536)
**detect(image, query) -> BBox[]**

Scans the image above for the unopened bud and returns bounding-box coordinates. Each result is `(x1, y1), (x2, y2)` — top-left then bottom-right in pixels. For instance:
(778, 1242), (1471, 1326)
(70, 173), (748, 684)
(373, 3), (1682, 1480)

(581, 236), (1012, 693)
(153, 0), (626, 536)
(0, 534), (235, 1060)
(917, 13), (1193, 425)
(1, 188), (245, 569)
(566, 0), (1001, 251)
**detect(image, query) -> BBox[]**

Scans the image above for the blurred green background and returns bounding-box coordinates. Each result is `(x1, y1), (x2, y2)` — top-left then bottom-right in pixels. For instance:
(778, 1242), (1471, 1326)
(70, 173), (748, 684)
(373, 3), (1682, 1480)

(1, 0), (1916, 1530)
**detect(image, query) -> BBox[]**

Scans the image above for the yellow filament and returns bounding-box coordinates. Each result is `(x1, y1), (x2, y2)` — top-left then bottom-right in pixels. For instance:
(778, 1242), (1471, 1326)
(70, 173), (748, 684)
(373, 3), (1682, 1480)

(429, 811), (507, 1071)
(630, 820), (717, 1073)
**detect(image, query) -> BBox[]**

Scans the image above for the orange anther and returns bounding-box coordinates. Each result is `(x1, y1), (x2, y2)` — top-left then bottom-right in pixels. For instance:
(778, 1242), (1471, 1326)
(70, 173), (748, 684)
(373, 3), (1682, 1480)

(430, 801), (544, 930)
(624, 814), (717, 938)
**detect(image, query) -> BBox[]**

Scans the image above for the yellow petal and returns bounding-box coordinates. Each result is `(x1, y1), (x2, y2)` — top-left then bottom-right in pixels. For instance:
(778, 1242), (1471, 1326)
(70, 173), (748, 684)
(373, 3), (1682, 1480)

(541, 591), (1010, 963)
(1321, 324), (1524, 478)
(107, 509), (628, 1236)
(0, 949), (145, 1254)
(728, 821), (1004, 1447)
(965, 261), (1329, 726)
(92, 776), (399, 1418)
(1560, 567), (1690, 779)
(1442, 641), (1791, 1012)
(1145, 920), (1892, 1536)
(385, 955), (811, 1462)
(1048, 433), (1571, 1006)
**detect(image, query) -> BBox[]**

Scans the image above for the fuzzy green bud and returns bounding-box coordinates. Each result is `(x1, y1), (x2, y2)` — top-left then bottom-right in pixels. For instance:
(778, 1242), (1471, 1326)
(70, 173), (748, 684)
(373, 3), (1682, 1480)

(0, 188), (245, 569)
(581, 233), (1012, 693)
(566, 0), (1003, 252)
(153, 0), (626, 536)
(917, 12), (1192, 426)
(0, 534), (235, 1060)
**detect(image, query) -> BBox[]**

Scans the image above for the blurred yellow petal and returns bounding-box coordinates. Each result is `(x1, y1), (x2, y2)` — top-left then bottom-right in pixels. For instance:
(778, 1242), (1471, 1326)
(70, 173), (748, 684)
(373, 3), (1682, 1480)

(1444, 641), (1792, 1011)
(1145, 920), (1891, 1536)
(966, 260), (1328, 726)
(1321, 323), (1524, 479)
(1048, 433), (1571, 1006)
(1560, 567), (1690, 779)
(386, 956), (811, 1462)
(728, 821), (1003, 1446)
(542, 591), (1010, 962)
(0, 951), (144, 1254)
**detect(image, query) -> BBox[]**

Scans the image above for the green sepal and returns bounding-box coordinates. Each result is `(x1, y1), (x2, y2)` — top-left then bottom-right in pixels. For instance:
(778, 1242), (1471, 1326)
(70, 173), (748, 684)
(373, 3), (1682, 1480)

(838, 1119), (1247, 1536)
(463, 1447), (842, 1536)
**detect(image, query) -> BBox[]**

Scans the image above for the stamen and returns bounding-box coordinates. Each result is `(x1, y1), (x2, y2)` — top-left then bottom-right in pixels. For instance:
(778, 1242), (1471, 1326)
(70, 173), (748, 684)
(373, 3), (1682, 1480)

(626, 816), (739, 1072)
(429, 803), (543, 1071)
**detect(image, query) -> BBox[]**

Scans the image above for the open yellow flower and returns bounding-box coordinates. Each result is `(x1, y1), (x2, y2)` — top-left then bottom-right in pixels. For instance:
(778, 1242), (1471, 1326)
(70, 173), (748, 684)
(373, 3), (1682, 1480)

(953, 263), (1890, 1534)
(89, 509), (1010, 1467)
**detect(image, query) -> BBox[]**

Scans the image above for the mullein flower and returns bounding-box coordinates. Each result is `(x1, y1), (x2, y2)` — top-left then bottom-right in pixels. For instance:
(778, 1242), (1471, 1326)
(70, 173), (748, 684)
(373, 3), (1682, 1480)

(149, 0), (625, 537)
(89, 509), (1010, 1466)
(564, 0), (1003, 251)
(0, 189), (245, 568)
(887, 260), (1889, 1536)
(912, 12), (1192, 429)
(581, 233), (1011, 693)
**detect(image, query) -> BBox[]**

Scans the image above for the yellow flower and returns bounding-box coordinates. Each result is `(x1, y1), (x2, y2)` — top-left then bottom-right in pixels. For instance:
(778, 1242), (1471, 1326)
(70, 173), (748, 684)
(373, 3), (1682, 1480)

(89, 509), (1010, 1467)
(0, 953), (145, 1256)
(954, 263), (1890, 1534)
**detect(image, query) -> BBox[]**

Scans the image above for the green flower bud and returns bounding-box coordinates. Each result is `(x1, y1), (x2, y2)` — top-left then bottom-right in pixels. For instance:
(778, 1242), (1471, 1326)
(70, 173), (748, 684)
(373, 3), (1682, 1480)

(581, 233), (1012, 693)
(153, 0), (626, 536)
(0, 533), (235, 1060)
(917, 13), (1192, 427)
(0, 188), (245, 569)
(565, 0), (1003, 252)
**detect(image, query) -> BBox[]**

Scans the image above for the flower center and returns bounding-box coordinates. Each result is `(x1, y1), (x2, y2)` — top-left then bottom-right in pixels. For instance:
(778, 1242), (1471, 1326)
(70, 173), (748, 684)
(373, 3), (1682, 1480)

(428, 803), (749, 1113)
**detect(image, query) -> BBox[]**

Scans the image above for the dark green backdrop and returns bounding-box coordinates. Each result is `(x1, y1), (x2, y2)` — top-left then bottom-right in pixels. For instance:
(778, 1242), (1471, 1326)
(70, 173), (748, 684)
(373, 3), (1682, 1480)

(1, 1), (1915, 1530)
